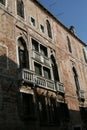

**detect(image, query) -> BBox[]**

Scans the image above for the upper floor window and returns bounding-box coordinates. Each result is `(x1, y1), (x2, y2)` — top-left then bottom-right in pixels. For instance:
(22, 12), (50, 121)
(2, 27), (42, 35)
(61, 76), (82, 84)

(0, 0), (5, 5)
(83, 48), (87, 63)
(72, 67), (80, 93)
(51, 55), (60, 81)
(31, 17), (35, 27)
(34, 62), (51, 79)
(32, 39), (39, 52)
(18, 37), (29, 68)
(32, 38), (48, 57)
(67, 36), (72, 53)
(34, 62), (42, 76)
(17, 0), (24, 18)
(43, 67), (51, 79)
(40, 44), (48, 57)
(46, 20), (52, 39)
(40, 24), (44, 33)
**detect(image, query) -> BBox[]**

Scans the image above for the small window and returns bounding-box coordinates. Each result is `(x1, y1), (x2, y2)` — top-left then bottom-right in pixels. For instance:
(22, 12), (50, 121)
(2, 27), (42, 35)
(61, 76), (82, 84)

(72, 67), (80, 98)
(17, 0), (24, 18)
(40, 44), (48, 57)
(43, 67), (51, 79)
(31, 17), (35, 27)
(83, 48), (87, 63)
(40, 24), (44, 33)
(0, 0), (5, 5)
(46, 20), (52, 39)
(34, 62), (42, 76)
(67, 36), (72, 53)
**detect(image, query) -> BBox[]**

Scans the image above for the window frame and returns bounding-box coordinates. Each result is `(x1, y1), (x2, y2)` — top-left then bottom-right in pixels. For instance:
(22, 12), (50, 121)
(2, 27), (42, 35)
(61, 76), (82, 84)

(16, 0), (25, 19)
(0, 0), (5, 5)
(46, 19), (52, 39)
(17, 37), (29, 69)
(67, 36), (72, 53)
(83, 48), (87, 63)
(30, 17), (36, 27)
(40, 24), (44, 33)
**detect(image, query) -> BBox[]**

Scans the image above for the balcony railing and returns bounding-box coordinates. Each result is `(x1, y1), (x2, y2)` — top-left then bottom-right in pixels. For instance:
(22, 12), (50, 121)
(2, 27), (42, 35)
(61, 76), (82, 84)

(56, 82), (65, 93)
(20, 69), (34, 83)
(35, 75), (55, 90)
(19, 69), (56, 91)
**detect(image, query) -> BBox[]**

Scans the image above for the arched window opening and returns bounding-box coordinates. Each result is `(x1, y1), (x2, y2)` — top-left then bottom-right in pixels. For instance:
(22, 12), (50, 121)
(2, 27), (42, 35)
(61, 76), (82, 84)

(17, 0), (24, 18)
(46, 20), (52, 39)
(51, 55), (60, 81)
(18, 37), (29, 68)
(0, 0), (5, 5)
(72, 67), (80, 91)
(67, 36), (72, 53)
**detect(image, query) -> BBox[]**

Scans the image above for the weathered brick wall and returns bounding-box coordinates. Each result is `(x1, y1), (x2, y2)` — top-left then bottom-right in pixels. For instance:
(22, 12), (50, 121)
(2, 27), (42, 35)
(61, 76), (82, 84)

(0, 0), (87, 129)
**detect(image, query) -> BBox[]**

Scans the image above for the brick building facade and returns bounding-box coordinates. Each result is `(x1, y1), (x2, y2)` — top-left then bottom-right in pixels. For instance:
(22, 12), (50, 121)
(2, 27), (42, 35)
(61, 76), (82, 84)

(0, 0), (87, 130)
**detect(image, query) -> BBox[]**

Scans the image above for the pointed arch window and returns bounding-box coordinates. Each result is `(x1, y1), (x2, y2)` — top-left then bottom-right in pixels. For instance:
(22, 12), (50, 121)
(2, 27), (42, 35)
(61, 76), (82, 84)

(17, 0), (24, 18)
(67, 36), (72, 53)
(0, 0), (5, 5)
(72, 67), (80, 92)
(18, 37), (29, 68)
(46, 20), (52, 39)
(83, 48), (87, 63)
(51, 55), (60, 81)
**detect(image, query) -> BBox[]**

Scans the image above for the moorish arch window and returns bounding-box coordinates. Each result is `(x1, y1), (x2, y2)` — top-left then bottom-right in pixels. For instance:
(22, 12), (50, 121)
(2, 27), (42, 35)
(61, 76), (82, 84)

(0, 0), (5, 5)
(46, 20), (52, 39)
(18, 37), (29, 68)
(72, 67), (80, 93)
(51, 55), (60, 82)
(17, 0), (24, 18)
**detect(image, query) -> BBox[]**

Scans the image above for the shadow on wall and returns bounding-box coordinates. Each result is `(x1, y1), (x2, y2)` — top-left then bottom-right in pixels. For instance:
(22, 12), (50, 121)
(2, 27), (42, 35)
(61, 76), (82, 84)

(0, 54), (18, 76)
(0, 55), (87, 130)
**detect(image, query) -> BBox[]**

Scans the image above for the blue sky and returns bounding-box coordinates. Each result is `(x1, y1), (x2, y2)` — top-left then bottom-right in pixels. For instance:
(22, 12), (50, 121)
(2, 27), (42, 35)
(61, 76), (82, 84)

(39, 0), (87, 44)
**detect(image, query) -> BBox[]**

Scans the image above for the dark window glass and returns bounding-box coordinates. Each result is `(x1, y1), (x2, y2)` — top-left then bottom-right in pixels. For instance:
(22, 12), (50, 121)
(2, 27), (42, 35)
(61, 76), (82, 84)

(48, 98), (57, 124)
(83, 49), (87, 63)
(72, 67), (80, 91)
(37, 94), (48, 124)
(74, 127), (81, 130)
(18, 48), (26, 68)
(46, 20), (52, 39)
(34, 62), (42, 76)
(31, 17), (35, 26)
(32, 39), (39, 52)
(40, 44), (48, 57)
(17, 0), (24, 18)
(0, 0), (5, 5)
(43, 67), (51, 79)
(17, 93), (35, 120)
(51, 55), (60, 81)
(18, 37), (29, 68)
(40, 24), (44, 33)
(67, 36), (72, 53)
(80, 107), (87, 122)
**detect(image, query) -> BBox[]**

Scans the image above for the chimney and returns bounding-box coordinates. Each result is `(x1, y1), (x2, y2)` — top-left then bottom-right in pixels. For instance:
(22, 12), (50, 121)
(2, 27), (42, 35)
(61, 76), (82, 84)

(69, 26), (76, 35)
